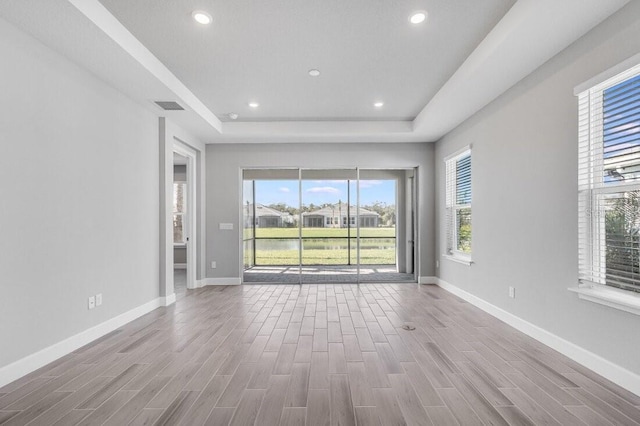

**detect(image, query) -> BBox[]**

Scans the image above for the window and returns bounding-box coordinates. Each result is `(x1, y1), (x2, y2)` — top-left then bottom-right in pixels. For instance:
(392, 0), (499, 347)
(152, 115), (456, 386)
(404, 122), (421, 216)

(173, 182), (186, 244)
(578, 65), (640, 294)
(445, 147), (472, 262)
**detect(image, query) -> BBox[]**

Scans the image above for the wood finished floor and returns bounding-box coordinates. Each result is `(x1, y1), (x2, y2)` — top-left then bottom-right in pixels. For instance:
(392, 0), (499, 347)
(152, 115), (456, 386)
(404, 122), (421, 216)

(1, 284), (639, 426)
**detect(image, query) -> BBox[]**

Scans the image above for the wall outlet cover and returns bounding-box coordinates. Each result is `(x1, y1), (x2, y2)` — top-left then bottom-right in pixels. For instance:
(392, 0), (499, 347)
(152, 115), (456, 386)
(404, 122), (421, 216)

(211, 261), (217, 269)
(88, 296), (96, 310)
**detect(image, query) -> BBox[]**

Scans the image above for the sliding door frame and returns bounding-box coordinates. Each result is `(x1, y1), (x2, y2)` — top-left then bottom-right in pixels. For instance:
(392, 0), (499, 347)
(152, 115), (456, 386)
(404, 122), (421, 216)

(240, 167), (418, 284)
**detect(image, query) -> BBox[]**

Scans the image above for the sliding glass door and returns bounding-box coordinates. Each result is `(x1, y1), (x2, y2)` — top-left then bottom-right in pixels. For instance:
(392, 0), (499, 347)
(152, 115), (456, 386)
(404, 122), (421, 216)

(242, 168), (414, 283)
(300, 169), (358, 283)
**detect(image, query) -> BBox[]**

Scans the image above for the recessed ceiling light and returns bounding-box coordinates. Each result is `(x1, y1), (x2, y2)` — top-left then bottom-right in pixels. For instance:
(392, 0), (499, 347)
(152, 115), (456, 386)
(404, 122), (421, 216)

(308, 69), (321, 77)
(228, 112), (238, 120)
(192, 11), (212, 25)
(248, 102), (260, 108)
(374, 101), (384, 108)
(409, 11), (427, 24)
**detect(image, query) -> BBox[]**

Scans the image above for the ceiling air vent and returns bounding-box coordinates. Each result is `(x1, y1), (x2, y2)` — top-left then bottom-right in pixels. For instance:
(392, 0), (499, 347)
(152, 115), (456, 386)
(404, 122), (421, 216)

(154, 101), (184, 111)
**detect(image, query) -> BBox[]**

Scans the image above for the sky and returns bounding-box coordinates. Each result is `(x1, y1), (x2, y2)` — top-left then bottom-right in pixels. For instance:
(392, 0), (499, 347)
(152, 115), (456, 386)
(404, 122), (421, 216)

(253, 179), (396, 207)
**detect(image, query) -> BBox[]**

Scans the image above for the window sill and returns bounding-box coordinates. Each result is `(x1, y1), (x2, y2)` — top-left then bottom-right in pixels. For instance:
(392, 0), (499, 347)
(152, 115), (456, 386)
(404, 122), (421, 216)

(568, 284), (640, 316)
(174, 244), (187, 248)
(442, 254), (473, 266)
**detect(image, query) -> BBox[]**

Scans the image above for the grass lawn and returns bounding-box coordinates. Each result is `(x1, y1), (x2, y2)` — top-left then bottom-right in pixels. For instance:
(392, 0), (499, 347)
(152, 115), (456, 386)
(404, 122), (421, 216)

(245, 227), (397, 265)
(255, 248), (395, 265)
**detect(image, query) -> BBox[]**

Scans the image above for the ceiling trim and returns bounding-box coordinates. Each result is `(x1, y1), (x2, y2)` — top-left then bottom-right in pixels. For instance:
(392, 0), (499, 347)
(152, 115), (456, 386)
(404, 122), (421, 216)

(412, 0), (630, 141)
(67, 0), (222, 133)
(62, 0), (630, 144)
(223, 121), (412, 136)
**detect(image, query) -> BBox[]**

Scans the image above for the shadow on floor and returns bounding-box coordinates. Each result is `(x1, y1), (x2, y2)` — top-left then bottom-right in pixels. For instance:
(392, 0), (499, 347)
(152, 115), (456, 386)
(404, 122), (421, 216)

(243, 265), (415, 283)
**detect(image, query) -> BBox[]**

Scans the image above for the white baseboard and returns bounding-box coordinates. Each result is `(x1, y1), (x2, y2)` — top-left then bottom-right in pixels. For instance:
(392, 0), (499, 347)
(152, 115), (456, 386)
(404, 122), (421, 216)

(197, 277), (242, 287)
(0, 297), (165, 389)
(418, 276), (438, 285)
(436, 278), (640, 397)
(173, 263), (187, 269)
(161, 293), (176, 306)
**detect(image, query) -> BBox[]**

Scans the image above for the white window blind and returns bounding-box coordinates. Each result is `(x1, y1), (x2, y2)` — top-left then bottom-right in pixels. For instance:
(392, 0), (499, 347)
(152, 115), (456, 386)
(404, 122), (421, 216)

(445, 148), (472, 258)
(578, 64), (640, 293)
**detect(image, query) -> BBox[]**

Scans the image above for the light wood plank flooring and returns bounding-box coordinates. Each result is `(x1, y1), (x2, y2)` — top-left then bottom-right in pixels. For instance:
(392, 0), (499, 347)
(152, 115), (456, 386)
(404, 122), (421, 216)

(1, 284), (639, 425)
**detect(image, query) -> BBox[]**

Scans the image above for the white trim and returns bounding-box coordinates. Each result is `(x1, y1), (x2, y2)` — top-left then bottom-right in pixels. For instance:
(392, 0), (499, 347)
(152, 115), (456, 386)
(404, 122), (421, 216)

(569, 284), (640, 316)
(173, 263), (187, 270)
(443, 254), (473, 266)
(436, 278), (640, 397)
(161, 293), (176, 306)
(238, 168), (245, 280)
(418, 276), (438, 285)
(443, 144), (472, 162)
(197, 277), (242, 287)
(0, 297), (165, 389)
(574, 52), (640, 95)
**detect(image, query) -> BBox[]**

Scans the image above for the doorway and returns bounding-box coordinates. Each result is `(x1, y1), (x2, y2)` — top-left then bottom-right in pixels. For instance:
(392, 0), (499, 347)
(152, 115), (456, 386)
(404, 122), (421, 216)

(173, 153), (188, 293)
(242, 168), (417, 283)
(172, 142), (197, 291)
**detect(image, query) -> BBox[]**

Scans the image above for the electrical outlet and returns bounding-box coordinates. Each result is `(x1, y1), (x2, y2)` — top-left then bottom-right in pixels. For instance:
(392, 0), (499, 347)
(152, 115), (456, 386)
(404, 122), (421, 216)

(211, 261), (217, 269)
(88, 296), (96, 310)
(96, 293), (103, 306)
(508, 286), (516, 299)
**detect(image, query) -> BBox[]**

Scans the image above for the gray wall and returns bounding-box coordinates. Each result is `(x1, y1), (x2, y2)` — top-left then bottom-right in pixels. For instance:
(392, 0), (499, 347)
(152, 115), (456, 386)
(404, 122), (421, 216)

(206, 143), (435, 280)
(435, 1), (640, 375)
(0, 17), (160, 369)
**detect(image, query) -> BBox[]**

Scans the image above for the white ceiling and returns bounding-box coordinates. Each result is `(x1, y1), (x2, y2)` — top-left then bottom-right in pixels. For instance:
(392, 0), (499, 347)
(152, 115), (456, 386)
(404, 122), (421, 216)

(99, 0), (514, 122)
(0, 0), (631, 144)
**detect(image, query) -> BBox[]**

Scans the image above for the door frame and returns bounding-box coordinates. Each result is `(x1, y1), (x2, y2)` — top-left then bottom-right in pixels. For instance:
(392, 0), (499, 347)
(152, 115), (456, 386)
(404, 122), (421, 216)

(173, 141), (198, 290)
(239, 167), (419, 284)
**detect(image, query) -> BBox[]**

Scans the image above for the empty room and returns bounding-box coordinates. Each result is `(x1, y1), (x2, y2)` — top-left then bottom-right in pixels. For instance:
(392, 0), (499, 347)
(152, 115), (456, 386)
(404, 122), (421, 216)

(1, 0), (640, 425)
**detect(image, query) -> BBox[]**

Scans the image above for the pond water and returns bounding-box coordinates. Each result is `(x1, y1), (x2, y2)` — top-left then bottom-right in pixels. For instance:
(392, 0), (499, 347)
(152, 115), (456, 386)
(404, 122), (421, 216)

(255, 238), (396, 251)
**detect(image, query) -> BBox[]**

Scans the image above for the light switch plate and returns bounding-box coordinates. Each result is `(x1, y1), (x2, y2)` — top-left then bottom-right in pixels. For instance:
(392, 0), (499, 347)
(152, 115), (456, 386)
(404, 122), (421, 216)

(88, 296), (96, 310)
(96, 293), (103, 306)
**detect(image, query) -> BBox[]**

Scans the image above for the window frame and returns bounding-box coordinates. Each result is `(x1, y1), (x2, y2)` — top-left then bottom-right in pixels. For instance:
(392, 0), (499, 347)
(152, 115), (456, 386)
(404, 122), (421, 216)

(444, 146), (472, 265)
(572, 59), (640, 315)
(173, 181), (187, 246)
